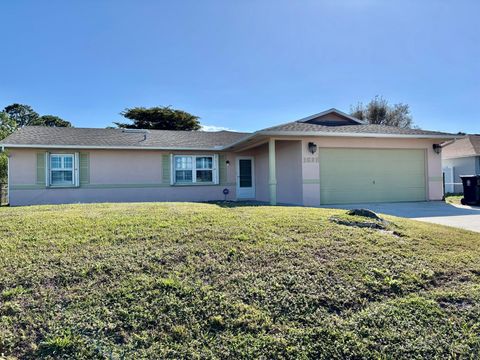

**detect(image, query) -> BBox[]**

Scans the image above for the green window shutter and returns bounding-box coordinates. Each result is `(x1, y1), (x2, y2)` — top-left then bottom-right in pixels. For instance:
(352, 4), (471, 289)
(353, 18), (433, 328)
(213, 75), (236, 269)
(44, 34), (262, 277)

(218, 154), (227, 185)
(162, 154), (171, 185)
(79, 153), (90, 185)
(36, 152), (46, 186)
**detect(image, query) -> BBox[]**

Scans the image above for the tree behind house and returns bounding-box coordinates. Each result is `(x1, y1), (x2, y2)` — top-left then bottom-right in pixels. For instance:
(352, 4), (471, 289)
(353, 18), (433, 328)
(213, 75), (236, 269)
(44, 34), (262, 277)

(0, 105), (72, 190)
(351, 96), (414, 128)
(4, 104), (39, 127)
(115, 106), (201, 131)
(0, 112), (16, 140)
(31, 115), (72, 127)
(3, 104), (72, 127)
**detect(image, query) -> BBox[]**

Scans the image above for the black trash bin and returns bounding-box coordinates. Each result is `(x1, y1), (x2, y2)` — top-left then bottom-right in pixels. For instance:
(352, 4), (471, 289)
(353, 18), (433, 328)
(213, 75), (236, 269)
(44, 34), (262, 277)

(460, 175), (480, 205)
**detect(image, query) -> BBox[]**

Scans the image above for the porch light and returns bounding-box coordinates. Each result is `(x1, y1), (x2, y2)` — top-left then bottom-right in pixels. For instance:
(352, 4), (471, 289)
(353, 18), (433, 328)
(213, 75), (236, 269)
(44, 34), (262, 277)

(308, 142), (317, 154)
(226, 160), (230, 166)
(433, 144), (442, 154)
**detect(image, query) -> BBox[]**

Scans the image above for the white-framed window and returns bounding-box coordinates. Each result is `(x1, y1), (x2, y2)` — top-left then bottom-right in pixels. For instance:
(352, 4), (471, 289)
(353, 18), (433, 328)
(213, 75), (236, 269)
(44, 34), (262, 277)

(49, 154), (76, 186)
(173, 155), (218, 184)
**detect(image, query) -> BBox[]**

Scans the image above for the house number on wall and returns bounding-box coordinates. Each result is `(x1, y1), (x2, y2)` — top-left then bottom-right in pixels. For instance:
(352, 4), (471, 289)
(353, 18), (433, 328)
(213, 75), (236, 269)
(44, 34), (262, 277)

(303, 156), (319, 163)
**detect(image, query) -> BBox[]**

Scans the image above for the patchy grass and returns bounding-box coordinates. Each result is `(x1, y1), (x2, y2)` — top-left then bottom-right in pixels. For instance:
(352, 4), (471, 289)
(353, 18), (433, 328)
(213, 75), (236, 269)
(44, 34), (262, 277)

(0, 202), (480, 359)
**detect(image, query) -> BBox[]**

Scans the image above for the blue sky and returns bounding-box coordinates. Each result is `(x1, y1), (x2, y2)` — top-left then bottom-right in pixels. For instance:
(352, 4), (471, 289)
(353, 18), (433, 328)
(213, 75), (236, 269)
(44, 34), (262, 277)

(1, 0), (479, 133)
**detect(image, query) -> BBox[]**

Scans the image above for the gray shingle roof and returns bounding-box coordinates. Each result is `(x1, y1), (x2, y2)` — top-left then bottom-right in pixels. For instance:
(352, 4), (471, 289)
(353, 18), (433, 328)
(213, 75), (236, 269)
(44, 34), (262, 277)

(260, 121), (455, 136)
(0, 116), (458, 151)
(442, 135), (480, 158)
(0, 126), (250, 149)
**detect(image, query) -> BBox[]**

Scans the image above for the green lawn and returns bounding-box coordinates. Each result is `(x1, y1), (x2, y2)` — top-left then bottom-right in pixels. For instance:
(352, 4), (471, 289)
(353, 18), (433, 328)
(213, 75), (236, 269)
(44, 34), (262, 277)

(1, 202), (480, 359)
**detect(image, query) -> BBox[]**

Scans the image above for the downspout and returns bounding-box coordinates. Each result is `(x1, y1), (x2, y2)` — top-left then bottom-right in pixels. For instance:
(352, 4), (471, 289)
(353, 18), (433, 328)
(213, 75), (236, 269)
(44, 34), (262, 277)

(268, 138), (277, 205)
(0, 145), (9, 205)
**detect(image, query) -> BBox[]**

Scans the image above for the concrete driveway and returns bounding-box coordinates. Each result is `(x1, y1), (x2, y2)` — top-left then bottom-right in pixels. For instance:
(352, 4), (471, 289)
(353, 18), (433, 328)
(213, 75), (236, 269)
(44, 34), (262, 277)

(323, 201), (480, 233)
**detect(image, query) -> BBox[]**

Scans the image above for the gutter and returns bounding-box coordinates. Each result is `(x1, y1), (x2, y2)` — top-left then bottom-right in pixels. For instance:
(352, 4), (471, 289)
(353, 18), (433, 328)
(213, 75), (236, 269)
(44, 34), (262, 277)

(0, 144), (227, 151)
(0, 144), (9, 205)
(223, 130), (460, 150)
(257, 130), (459, 140)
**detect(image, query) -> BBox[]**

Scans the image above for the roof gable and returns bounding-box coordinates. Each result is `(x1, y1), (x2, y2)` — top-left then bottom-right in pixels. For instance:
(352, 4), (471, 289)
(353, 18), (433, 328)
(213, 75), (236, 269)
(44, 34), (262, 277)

(297, 108), (365, 125)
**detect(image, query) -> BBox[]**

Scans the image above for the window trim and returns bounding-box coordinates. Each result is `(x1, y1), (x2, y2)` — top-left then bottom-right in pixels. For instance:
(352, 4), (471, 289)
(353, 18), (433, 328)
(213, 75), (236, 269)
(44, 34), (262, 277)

(172, 154), (219, 185)
(47, 152), (79, 188)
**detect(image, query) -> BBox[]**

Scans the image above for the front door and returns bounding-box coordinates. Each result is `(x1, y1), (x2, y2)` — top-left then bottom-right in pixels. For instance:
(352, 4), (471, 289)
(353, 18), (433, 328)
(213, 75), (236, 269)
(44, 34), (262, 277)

(236, 157), (255, 199)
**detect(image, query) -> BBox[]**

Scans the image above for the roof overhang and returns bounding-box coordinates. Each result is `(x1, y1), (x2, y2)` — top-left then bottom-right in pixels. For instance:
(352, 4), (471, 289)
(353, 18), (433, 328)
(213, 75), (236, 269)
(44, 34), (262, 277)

(443, 154), (480, 160)
(223, 130), (459, 150)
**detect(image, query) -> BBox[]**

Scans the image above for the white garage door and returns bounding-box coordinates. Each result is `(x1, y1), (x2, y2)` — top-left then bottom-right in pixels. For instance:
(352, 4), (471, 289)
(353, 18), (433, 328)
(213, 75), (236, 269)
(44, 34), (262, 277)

(319, 148), (427, 204)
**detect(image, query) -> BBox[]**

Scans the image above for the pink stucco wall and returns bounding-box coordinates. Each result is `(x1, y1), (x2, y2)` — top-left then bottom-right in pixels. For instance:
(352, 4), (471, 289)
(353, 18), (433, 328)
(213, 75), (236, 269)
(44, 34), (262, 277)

(252, 143), (269, 203)
(10, 186), (235, 206)
(275, 140), (303, 205)
(7, 148), (240, 206)
(6, 135), (444, 206)
(247, 136), (442, 206)
(299, 137), (444, 205)
(250, 141), (303, 205)
(90, 150), (162, 184)
(9, 149), (37, 185)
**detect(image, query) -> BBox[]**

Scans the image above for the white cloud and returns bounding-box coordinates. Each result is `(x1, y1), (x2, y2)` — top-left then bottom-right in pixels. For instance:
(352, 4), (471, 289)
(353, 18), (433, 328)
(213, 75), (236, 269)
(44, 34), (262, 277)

(201, 124), (236, 132)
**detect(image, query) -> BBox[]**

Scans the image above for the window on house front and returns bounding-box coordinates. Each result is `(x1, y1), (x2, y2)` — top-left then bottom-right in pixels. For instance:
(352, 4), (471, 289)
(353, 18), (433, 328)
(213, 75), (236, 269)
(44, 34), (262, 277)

(195, 156), (213, 182)
(174, 155), (216, 184)
(174, 156), (193, 183)
(50, 154), (74, 186)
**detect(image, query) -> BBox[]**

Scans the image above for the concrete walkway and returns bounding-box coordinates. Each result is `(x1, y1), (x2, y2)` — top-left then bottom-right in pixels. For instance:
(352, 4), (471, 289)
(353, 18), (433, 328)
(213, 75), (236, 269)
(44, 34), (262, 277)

(323, 201), (480, 233)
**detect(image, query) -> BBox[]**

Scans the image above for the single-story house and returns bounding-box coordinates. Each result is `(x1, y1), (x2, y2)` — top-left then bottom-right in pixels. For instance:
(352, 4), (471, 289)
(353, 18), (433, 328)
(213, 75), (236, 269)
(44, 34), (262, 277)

(0, 108), (457, 206)
(442, 135), (480, 193)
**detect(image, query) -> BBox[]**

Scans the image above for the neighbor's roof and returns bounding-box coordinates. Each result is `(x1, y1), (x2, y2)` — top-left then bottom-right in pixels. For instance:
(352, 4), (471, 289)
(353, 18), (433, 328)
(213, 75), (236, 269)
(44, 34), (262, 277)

(0, 126), (250, 150)
(442, 135), (480, 159)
